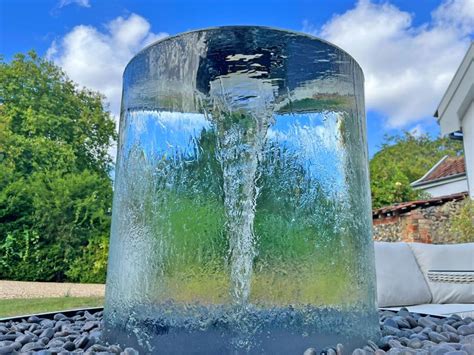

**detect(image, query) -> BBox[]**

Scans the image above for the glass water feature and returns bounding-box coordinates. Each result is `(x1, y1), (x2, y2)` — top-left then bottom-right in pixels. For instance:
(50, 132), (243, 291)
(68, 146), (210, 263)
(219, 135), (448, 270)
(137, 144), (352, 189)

(104, 26), (380, 354)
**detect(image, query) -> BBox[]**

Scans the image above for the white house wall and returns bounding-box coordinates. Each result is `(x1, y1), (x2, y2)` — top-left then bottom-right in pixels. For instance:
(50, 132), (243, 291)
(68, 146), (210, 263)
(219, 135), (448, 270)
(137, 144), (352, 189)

(463, 102), (474, 199)
(438, 44), (474, 135)
(418, 178), (469, 198)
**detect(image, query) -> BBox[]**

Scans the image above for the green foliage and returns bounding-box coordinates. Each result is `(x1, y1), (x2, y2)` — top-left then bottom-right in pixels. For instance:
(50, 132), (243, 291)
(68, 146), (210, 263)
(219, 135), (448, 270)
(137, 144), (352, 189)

(0, 51), (116, 282)
(450, 198), (474, 243)
(66, 235), (109, 283)
(369, 132), (463, 208)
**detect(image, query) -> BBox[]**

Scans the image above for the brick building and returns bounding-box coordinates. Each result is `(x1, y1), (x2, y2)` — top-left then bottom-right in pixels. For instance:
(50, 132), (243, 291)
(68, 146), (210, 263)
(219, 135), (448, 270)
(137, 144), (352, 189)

(372, 192), (467, 244)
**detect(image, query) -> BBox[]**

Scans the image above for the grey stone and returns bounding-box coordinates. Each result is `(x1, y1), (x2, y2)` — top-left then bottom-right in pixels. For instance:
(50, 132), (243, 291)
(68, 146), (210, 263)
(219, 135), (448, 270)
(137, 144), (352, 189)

(83, 321), (99, 332)
(47, 338), (65, 348)
(40, 328), (55, 339)
(368, 340), (379, 351)
(383, 326), (400, 336)
(15, 333), (33, 345)
(444, 351), (468, 355)
(388, 339), (402, 348)
(326, 349), (337, 355)
(410, 333), (428, 341)
(351, 349), (366, 355)
(419, 317), (437, 328)
(336, 343), (344, 355)
(422, 340), (437, 349)
(393, 316), (411, 329)
(407, 338), (422, 349)
(36, 351), (53, 355)
(303, 348), (318, 355)
(84, 311), (95, 321)
(89, 330), (102, 339)
(429, 331), (449, 343)
(74, 335), (89, 349)
(399, 350), (417, 355)
(378, 335), (396, 347)
(397, 308), (410, 317)
(452, 321), (465, 329)
(0, 334), (17, 341)
(40, 319), (55, 328)
(21, 341), (45, 352)
(38, 336), (50, 345)
(444, 343), (462, 350)
(9, 341), (21, 350)
(54, 313), (67, 321)
(374, 351), (386, 355)
(398, 337), (409, 346)
(405, 317), (418, 329)
(28, 323), (39, 332)
(397, 330), (413, 338)
(33, 329), (44, 336)
(430, 345), (456, 355)
(384, 319), (399, 329)
(108, 344), (122, 353)
(55, 331), (71, 337)
(89, 344), (109, 352)
(0, 345), (15, 354)
(27, 316), (41, 324)
(83, 334), (97, 350)
(123, 348), (140, 355)
(458, 325), (474, 336)
(63, 341), (76, 351)
(443, 324), (458, 333)
(460, 334), (474, 344)
(460, 343), (473, 354)
(447, 332), (461, 343)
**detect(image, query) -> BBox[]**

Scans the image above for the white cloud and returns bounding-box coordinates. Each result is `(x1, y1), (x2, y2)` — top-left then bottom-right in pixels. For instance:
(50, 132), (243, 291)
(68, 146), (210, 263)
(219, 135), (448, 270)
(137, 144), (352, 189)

(47, 14), (168, 118)
(59, 0), (91, 8)
(304, 0), (473, 128)
(409, 123), (426, 138)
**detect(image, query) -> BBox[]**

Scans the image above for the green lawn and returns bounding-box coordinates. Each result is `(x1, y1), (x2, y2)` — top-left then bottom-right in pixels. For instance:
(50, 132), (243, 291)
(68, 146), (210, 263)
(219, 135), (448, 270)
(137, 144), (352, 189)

(0, 297), (104, 318)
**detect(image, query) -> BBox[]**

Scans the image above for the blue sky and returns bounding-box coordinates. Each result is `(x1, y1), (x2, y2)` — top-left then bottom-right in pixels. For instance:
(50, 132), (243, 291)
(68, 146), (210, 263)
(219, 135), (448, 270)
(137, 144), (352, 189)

(1, 0), (473, 156)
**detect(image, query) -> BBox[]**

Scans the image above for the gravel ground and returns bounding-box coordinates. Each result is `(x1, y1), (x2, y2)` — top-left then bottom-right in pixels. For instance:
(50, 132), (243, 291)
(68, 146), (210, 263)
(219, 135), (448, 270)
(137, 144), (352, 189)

(0, 281), (104, 300)
(0, 308), (473, 354)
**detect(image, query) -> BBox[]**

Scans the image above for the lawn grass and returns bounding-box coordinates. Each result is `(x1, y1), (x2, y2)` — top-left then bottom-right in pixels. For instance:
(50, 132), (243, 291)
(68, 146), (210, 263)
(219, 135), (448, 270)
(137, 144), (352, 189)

(0, 297), (104, 318)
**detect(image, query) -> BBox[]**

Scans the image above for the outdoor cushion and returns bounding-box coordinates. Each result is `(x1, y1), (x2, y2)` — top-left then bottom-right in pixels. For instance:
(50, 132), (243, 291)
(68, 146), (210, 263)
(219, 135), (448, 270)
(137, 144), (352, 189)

(374, 242), (432, 307)
(381, 303), (474, 318)
(409, 243), (474, 304)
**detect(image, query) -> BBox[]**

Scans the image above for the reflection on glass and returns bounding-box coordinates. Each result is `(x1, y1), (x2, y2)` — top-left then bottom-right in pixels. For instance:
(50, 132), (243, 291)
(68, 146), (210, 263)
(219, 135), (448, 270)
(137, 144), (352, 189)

(104, 26), (380, 354)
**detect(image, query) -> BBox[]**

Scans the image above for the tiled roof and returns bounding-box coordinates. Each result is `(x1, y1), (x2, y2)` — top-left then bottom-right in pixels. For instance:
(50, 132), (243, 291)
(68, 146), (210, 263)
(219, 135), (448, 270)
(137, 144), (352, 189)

(424, 156), (465, 181)
(373, 192), (467, 219)
(412, 156), (465, 186)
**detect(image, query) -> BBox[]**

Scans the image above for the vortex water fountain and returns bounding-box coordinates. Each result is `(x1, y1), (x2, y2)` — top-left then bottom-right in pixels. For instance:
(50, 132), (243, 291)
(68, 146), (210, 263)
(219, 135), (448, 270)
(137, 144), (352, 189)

(104, 26), (380, 354)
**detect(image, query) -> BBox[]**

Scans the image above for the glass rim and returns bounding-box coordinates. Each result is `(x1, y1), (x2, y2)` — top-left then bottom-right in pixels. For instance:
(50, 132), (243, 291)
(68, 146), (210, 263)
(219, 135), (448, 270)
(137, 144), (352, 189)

(124, 25), (363, 77)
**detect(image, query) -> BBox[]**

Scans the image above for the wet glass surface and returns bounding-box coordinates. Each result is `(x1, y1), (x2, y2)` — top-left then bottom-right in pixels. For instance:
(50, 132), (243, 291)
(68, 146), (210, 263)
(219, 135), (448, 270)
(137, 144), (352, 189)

(104, 26), (380, 354)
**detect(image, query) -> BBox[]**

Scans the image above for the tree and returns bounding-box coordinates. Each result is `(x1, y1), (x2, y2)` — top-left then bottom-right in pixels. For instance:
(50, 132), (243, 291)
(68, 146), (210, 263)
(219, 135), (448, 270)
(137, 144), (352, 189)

(0, 51), (116, 282)
(369, 132), (463, 209)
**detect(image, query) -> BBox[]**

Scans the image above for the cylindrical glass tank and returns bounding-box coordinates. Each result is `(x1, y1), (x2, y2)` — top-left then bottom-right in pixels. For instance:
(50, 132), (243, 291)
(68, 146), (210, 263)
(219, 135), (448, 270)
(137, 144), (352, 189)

(105, 26), (379, 354)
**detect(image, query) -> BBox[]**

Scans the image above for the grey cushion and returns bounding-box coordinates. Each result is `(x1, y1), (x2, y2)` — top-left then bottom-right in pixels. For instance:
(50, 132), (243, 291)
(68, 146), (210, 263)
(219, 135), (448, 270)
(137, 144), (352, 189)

(374, 242), (432, 307)
(409, 243), (474, 304)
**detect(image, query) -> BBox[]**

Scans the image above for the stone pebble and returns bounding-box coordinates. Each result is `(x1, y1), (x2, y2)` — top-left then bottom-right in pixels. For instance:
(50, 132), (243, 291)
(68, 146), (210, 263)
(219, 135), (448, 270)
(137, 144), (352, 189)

(1, 308), (473, 354)
(348, 309), (474, 355)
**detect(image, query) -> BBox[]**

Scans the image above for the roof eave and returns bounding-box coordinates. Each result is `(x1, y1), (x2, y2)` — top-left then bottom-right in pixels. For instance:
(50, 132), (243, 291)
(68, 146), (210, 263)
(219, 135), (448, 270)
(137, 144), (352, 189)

(411, 172), (467, 188)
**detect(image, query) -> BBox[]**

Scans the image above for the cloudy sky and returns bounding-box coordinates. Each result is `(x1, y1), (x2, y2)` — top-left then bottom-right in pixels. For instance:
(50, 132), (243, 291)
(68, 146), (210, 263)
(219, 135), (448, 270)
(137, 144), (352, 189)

(1, 0), (473, 155)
